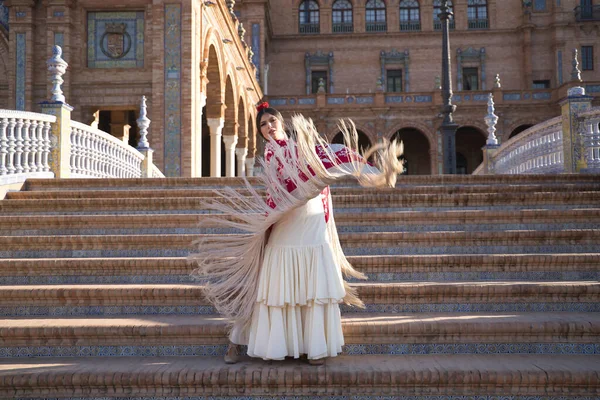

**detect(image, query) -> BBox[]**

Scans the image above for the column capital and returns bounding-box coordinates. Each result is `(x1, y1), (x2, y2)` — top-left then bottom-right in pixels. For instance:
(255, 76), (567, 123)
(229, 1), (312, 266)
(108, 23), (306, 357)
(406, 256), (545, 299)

(223, 135), (238, 150)
(235, 147), (248, 157)
(206, 117), (224, 134)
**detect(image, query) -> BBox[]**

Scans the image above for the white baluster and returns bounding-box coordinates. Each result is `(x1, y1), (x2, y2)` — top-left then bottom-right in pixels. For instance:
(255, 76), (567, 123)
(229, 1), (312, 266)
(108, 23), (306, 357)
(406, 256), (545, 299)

(22, 119), (31, 173)
(0, 118), (8, 175)
(29, 121), (38, 172)
(42, 121), (51, 172)
(6, 118), (16, 174)
(71, 128), (78, 175)
(14, 118), (24, 173)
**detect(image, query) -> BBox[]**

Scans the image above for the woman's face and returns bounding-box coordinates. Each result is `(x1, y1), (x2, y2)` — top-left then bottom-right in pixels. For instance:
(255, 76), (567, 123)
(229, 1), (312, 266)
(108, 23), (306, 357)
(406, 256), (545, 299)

(260, 113), (285, 141)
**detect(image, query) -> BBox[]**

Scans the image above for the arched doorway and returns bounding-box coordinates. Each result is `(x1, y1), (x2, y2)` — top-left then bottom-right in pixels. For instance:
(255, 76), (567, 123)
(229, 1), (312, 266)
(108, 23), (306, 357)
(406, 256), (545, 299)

(456, 126), (486, 174)
(391, 128), (431, 175)
(509, 124), (533, 139)
(331, 130), (372, 155)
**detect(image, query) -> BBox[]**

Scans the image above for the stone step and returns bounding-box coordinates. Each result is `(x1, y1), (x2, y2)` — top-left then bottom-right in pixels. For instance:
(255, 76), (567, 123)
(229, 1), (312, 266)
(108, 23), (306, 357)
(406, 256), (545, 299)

(0, 282), (597, 317)
(10, 182), (600, 200)
(1, 230), (598, 259)
(1, 192), (599, 215)
(0, 354), (598, 398)
(0, 313), (598, 358)
(2, 209), (600, 236)
(21, 174), (600, 192)
(1, 254), (599, 285)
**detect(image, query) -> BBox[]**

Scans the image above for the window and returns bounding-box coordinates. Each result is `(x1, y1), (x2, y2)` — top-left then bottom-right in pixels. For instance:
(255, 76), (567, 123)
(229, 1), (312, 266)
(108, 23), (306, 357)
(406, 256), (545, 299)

(366, 0), (387, 32)
(467, 0), (488, 29)
(532, 80), (550, 89)
(387, 70), (403, 92)
(399, 0), (420, 31)
(463, 67), (479, 90)
(311, 70), (328, 93)
(433, 0), (454, 30)
(299, 0), (320, 34)
(332, 0), (353, 32)
(533, 0), (546, 11)
(582, 46), (594, 70)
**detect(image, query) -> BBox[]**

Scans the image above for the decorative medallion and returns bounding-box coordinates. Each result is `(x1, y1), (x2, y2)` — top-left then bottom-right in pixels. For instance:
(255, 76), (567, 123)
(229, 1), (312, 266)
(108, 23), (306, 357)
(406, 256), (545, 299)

(100, 22), (131, 59)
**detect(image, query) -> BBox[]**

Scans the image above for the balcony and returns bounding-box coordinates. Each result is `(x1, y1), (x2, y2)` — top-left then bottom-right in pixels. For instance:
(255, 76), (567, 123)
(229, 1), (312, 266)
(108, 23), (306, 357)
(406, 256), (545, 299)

(299, 23), (320, 34)
(575, 5), (600, 21)
(468, 18), (489, 29)
(399, 21), (421, 31)
(433, 19), (455, 30)
(332, 22), (353, 33)
(366, 22), (387, 32)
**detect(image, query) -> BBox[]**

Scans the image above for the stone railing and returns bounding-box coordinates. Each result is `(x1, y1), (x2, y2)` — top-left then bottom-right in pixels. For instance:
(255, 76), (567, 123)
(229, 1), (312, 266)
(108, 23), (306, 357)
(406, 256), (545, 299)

(151, 163), (166, 178)
(476, 86), (600, 175)
(578, 107), (600, 171)
(485, 117), (563, 175)
(70, 121), (145, 178)
(0, 110), (56, 184)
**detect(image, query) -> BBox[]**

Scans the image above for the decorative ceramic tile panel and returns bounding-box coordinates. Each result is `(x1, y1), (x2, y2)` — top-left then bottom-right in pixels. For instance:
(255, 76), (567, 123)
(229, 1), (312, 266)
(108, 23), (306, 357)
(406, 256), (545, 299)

(164, 4), (182, 177)
(15, 33), (25, 110)
(87, 11), (144, 68)
(0, 0), (8, 31)
(252, 23), (260, 80)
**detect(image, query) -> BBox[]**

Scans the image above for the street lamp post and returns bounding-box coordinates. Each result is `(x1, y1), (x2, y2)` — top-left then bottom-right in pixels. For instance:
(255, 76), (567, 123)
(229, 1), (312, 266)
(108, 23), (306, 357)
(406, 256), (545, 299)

(439, 0), (458, 174)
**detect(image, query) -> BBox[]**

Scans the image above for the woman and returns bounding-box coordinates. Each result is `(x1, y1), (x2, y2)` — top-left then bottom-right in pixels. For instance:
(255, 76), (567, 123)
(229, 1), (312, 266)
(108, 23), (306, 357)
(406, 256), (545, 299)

(190, 102), (403, 365)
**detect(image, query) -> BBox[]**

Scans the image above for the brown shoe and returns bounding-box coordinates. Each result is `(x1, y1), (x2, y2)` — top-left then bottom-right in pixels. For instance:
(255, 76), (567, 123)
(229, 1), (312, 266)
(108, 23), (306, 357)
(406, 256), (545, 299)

(224, 344), (240, 364)
(308, 357), (325, 365)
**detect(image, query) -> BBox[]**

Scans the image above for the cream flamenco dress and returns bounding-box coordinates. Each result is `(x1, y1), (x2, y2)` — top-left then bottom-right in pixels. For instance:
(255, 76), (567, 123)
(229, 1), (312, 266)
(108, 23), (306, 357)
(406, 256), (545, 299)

(243, 140), (346, 360)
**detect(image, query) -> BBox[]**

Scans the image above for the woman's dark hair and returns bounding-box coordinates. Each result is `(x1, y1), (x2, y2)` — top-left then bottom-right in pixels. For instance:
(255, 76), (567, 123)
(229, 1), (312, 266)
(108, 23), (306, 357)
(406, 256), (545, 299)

(256, 106), (284, 136)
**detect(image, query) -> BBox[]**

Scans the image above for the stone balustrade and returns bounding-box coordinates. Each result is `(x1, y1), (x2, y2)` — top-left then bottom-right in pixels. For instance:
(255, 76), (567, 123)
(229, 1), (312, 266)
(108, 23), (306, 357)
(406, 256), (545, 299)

(490, 117), (563, 175)
(578, 107), (600, 171)
(70, 121), (145, 178)
(0, 110), (56, 184)
(476, 86), (600, 175)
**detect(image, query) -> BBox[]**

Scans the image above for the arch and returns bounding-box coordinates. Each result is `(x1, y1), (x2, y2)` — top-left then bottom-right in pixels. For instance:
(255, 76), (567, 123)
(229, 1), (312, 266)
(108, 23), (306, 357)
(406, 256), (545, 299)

(331, 130), (372, 156)
(456, 125), (486, 175)
(391, 127), (431, 175)
(508, 124), (534, 140)
(203, 28), (227, 86)
(504, 118), (547, 143)
(366, 0), (387, 31)
(385, 121), (436, 150)
(325, 122), (376, 144)
(205, 43), (224, 118)
(237, 95), (248, 148)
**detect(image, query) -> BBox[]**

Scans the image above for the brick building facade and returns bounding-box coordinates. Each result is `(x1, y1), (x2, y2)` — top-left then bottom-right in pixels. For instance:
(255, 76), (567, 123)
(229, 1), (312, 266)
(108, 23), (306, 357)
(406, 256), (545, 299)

(0, 0), (599, 176)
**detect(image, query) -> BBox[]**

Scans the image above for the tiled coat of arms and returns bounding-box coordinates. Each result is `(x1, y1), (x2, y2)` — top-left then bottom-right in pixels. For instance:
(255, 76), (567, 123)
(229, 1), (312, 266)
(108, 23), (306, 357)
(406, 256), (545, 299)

(88, 11), (144, 68)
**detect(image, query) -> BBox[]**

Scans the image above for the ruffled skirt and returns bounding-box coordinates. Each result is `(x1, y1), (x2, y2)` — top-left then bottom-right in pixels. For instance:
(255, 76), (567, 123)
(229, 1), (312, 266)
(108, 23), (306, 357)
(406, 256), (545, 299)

(243, 195), (346, 360)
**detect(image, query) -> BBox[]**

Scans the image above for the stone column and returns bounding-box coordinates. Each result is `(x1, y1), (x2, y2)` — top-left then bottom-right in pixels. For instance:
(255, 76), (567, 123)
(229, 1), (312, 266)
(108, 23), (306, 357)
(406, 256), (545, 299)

(206, 117), (224, 177)
(223, 135), (238, 177)
(193, 93), (207, 177)
(245, 157), (255, 177)
(235, 147), (248, 177)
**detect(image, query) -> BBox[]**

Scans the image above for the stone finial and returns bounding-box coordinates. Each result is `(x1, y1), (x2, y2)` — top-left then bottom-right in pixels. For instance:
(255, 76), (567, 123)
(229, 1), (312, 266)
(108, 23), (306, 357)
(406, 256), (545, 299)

(136, 96), (151, 149)
(317, 78), (326, 93)
(434, 75), (441, 90)
(494, 74), (501, 88)
(226, 0), (236, 18)
(238, 22), (246, 40)
(484, 93), (499, 145)
(571, 49), (582, 83)
(47, 45), (68, 103)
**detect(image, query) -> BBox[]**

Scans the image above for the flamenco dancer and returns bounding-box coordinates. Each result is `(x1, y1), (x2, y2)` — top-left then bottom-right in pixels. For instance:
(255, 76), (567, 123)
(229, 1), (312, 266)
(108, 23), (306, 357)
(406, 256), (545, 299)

(190, 102), (403, 365)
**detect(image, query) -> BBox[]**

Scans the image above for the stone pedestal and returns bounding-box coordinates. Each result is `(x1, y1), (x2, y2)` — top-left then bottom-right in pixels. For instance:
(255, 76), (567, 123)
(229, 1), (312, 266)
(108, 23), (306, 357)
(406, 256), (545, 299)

(207, 118), (224, 177)
(40, 101), (73, 178)
(559, 87), (593, 172)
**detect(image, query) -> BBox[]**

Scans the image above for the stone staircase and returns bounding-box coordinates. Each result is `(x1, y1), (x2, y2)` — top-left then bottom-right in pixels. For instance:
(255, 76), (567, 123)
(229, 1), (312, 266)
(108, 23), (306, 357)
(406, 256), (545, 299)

(0, 175), (599, 399)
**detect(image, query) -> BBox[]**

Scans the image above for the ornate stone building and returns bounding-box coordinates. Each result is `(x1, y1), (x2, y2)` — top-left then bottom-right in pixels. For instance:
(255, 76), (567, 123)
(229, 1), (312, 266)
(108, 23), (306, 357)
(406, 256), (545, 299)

(0, 0), (263, 177)
(236, 0), (600, 174)
(1, 0), (599, 175)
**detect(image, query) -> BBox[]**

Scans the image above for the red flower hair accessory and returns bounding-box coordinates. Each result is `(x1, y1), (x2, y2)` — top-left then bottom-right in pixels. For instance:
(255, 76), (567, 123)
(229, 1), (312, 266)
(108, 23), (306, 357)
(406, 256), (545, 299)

(256, 101), (269, 113)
